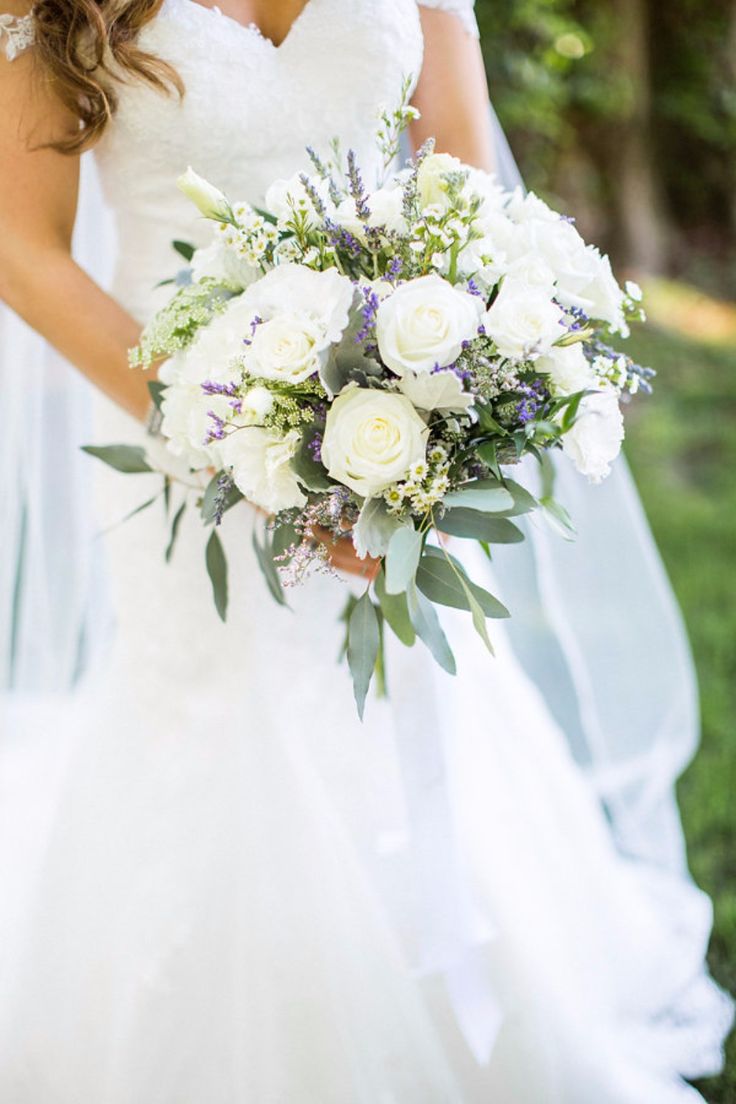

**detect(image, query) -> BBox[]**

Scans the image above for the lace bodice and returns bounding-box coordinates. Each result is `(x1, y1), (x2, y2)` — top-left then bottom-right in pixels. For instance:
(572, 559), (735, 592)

(3, 0), (478, 319)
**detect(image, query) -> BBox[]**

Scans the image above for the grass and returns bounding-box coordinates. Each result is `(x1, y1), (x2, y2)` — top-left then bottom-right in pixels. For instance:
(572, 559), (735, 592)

(622, 296), (736, 1102)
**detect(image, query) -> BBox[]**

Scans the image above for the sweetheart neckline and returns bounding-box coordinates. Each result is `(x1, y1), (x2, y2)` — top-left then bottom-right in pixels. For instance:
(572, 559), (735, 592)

(172, 0), (318, 51)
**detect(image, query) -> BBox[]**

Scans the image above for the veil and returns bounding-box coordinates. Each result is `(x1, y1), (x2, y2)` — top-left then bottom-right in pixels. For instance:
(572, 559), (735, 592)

(1, 108), (699, 878)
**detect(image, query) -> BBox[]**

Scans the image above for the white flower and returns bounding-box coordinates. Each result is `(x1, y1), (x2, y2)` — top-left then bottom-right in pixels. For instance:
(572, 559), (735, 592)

(562, 389), (624, 483)
(219, 427), (307, 512)
(579, 248), (627, 333)
(240, 263), (354, 347)
(625, 279), (643, 302)
(173, 297), (261, 387)
(177, 167), (232, 221)
(321, 386), (428, 498)
(398, 368), (474, 413)
(335, 185), (408, 237)
(160, 384), (224, 469)
(483, 278), (564, 360)
(265, 172), (332, 229)
(376, 275), (483, 376)
(240, 386), (274, 423)
(417, 152), (465, 209)
(190, 240), (259, 289)
(536, 342), (595, 396)
(245, 313), (325, 384)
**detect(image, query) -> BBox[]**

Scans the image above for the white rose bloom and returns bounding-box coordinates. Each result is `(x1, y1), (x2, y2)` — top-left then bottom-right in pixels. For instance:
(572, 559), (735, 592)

(335, 186), (407, 237)
(190, 240), (259, 289)
(177, 167), (232, 221)
(417, 152), (465, 209)
(537, 342), (595, 396)
(504, 253), (557, 292)
(376, 274), (484, 376)
(483, 278), (564, 360)
(240, 263), (354, 347)
(580, 248), (627, 333)
(562, 389), (624, 483)
(505, 188), (559, 225)
(265, 172), (331, 229)
(398, 368), (474, 413)
(220, 427), (307, 512)
(245, 313), (325, 384)
(321, 386), (428, 497)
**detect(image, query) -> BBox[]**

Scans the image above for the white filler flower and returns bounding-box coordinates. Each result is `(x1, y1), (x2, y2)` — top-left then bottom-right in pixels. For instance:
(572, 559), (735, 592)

(562, 390), (625, 482)
(376, 274), (483, 376)
(321, 386), (428, 498)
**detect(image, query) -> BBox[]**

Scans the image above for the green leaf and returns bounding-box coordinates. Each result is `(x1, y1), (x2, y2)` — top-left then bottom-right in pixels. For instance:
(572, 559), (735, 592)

(476, 403), (508, 436)
(416, 547), (509, 619)
(205, 529), (228, 622)
(501, 479), (538, 517)
(147, 379), (167, 412)
(374, 567), (416, 646)
(442, 478), (514, 513)
(172, 239), (195, 262)
(385, 525), (423, 595)
(252, 526), (288, 607)
(455, 569), (495, 655)
(540, 496), (577, 541)
(165, 502), (187, 563)
(271, 521), (300, 560)
(290, 429), (333, 492)
(436, 509), (525, 544)
(406, 581), (456, 675)
(347, 591), (380, 720)
(476, 440), (502, 480)
(81, 444), (152, 474)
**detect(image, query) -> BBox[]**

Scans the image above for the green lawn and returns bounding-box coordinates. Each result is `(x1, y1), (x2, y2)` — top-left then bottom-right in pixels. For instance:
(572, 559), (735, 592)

(623, 320), (736, 1102)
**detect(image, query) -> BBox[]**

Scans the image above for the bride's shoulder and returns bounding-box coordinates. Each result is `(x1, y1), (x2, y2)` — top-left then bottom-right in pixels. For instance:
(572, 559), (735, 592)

(0, 3), (35, 61)
(415, 0), (479, 38)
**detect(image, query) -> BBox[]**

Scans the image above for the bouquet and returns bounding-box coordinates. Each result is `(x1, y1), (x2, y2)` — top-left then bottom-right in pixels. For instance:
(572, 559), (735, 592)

(85, 90), (651, 716)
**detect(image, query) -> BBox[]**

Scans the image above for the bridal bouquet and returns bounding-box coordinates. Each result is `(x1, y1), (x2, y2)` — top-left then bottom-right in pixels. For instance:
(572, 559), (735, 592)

(86, 92), (651, 715)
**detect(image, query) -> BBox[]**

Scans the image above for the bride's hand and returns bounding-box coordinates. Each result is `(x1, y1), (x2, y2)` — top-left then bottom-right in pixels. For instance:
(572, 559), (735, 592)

(310, 525), (380, 580)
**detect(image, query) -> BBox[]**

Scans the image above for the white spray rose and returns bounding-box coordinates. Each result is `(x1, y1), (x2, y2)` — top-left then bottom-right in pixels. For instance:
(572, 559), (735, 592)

(240, 263), (354, 347)
(177, 167), (232, 221)
(245, 314), (326, 384)
(376, 275), (483, 376)
(219, 427), (307, 512)
(417, 152), (465, 209)
(321, 386), (428, 498)
(483, 278), (564, 360)
(578, 248), (627, 333)
(562, 390), (624, 483)
(335, 185), (408, 237)
(537, 343), (595, 396)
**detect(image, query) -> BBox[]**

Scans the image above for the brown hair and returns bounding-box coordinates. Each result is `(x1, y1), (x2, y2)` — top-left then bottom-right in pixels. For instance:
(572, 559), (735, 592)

(31, 0), (183, 152)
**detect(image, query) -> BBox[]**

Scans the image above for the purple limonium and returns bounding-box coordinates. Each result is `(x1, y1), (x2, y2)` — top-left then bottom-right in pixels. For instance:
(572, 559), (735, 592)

(355, 284), (381, 344)
(515, 379), (548, 425)
(324, 218), (362, 259)
(431, 361), (473, 384)
(346, 149), (371, 222)
(383, 255), (404, 282)
(204, 409), (227, 444)
(467, 277), (483, 297)
(201, 380), (239, 396)
(308, 431), (323, 463)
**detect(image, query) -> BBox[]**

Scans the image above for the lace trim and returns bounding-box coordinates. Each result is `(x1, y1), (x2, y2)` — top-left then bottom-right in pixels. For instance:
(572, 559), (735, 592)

(0, 12), (34, 60)
(417, 0), (479, 38)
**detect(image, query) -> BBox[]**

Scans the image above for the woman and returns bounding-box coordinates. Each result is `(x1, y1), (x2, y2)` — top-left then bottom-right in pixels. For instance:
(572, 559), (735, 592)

(0, 1), (731, 1100)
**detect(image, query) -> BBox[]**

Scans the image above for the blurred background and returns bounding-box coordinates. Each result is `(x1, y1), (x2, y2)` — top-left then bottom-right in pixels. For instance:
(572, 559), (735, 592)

(475, 1), (736, 1097)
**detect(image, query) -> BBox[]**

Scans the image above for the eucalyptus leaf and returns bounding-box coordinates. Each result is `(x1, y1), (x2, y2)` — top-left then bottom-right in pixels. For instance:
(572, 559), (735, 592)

(205, 529), (228, 622)
(476, 439), (502, 480)
(540, 496), (577, 541)
(406, 581), (456, 675)
(147, 379), (167, 413)
(252, 527), (288, 607)
(501, 479), (538, 517)
(385, 525), (423, 595)
(165, 502), (187, 563)
(417, 547), (509, 619)
(353, 498), (403, 559)
(374, 567), (416, 646)
(436, 509), (525, 544)
(290, 429), (333, 492)
(442, 478), (514, 513)
(456, 570), (495, 655)
(81, 444), (152, 474)
(271, 521), (300, 559)
(172, 239), (195, 262)
(347, 591), (380, 720)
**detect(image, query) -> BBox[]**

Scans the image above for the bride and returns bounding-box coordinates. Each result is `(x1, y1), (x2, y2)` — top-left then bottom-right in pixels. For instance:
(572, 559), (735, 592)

(0, 0), (731, 1100)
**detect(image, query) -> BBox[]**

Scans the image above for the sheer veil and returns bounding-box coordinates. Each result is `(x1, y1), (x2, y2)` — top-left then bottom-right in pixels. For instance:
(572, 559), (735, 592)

(1, 94), (699, 888)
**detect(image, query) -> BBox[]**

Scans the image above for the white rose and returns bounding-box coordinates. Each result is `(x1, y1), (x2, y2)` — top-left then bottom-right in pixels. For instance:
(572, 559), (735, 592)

(483, 278), (564, 360)
(562, 389), (624, 483)
(220, 427), (307, 512)
(335, 185), (408, 238)
(505, 189), (559, 225)
(578, 248), (627, 333)
(537, 342), (595, 396)
(245, 313), (325, 384)
(190, 240), (259, 289)
(240, 263), (354, 348)
(417, 152), (466, 209)
(264, 172), (331, 229)
(321, 386), (428, 497)
(177, 167), (232, 221)
(398, 368), (474, 413)
(376, 275), (483, 376)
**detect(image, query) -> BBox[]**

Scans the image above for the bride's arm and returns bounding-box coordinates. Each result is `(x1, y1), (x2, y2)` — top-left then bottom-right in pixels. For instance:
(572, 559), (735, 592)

(0, 32), (151, 421)
(410, 6), (495, 173)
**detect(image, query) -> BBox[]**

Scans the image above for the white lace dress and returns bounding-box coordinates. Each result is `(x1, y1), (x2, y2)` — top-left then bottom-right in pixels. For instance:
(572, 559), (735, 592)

(0, 2), (731, 1101)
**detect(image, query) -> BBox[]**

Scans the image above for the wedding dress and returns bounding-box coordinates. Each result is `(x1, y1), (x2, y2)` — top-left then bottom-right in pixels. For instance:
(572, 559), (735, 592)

(0, 1), (731, 1100)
